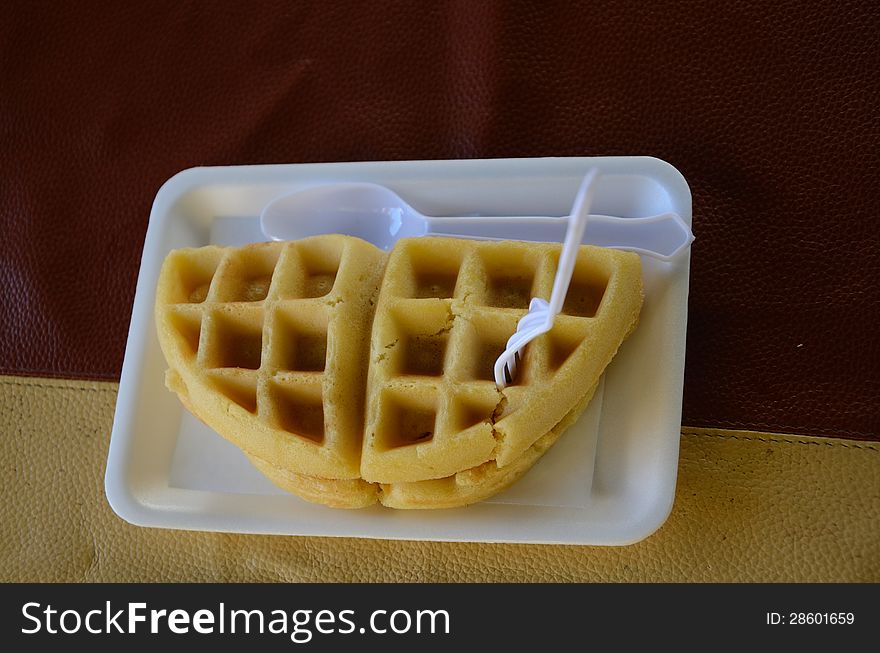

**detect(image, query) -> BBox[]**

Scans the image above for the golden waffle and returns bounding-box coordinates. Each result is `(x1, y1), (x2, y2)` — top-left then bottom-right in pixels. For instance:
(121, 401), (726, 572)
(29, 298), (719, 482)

(155, 236), (385, 481)
(361, 237), (643, 485)
(155, 235), (643, 509)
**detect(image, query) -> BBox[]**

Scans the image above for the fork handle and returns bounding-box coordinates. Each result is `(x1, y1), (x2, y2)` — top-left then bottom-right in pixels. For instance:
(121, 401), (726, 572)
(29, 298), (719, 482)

(545, 170), (597, 323)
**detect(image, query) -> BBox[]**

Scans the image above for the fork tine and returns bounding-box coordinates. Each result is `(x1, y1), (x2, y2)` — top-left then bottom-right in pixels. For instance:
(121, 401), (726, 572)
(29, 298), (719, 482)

(508, 350), (519, 379)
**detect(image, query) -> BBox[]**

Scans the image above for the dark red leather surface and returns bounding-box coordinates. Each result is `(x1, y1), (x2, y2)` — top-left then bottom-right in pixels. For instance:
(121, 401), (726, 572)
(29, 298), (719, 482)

(1, 1), (878, 440)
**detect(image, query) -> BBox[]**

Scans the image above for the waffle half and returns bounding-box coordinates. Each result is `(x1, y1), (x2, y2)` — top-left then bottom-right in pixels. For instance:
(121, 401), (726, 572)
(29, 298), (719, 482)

(155, 235), (643, 508)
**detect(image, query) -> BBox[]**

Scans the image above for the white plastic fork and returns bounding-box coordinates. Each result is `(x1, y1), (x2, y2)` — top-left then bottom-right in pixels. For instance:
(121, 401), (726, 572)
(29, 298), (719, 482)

(494, 169), (598, 389)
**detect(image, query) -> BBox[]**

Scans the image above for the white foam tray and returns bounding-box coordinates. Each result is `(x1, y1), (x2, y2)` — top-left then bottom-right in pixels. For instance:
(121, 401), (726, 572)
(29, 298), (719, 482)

(106, 156), (691, 545)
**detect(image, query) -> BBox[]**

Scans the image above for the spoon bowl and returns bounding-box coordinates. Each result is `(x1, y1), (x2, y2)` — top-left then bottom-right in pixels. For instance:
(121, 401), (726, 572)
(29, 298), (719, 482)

(261, 183), (427, 250)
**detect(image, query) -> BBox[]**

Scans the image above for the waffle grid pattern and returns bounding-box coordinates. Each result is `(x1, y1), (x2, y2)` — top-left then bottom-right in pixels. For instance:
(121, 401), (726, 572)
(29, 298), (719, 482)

(156, 235), (642, 507)
(158, 238), (361, 450)
(362, 238), (610, 482)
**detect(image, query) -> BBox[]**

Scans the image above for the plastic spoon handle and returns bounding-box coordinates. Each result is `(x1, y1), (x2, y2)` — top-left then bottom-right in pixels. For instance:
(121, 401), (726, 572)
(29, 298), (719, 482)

(425, 211), (692, 261)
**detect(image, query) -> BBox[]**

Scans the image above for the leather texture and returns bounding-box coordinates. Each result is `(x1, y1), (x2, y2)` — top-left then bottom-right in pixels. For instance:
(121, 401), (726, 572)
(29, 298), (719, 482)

(1, 376), (877, 582)
(0, 2), (878, 440)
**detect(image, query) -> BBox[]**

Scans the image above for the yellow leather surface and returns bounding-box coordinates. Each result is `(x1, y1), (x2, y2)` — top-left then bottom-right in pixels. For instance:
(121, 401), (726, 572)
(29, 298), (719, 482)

(1, 375), (877, 582)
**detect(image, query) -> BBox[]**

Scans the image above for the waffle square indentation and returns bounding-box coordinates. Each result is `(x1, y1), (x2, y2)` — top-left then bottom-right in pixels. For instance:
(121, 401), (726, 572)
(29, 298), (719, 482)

(166, 308), (202, 358)
(270, 306), (328, 373)
(561, 260), (609, 318)
(461, 314), (529, 386)
(393, 240), (464, 298)
(208, 371), (258, 414)
(205, 309), (263, 370)
(269, 381), (325, 443)
(167, 249), (223, 304)
(214, 244), (283, 303)
(477, 248), (541, 309)
(377, 300), (451, 378)
(401, 333), (448, 377)
(486, 273), (534, 309)
(548, 325), (584, 371)
(414, 271), (458, 299)
(450, 393), (497, 432)
(473, 334), (507, 383)
(374, 390), (437, 449)
(297, 240), (342, 298)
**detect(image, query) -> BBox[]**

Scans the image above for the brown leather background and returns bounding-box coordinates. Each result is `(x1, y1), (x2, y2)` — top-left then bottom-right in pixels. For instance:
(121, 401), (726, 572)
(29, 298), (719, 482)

(1, 1), (878, 440)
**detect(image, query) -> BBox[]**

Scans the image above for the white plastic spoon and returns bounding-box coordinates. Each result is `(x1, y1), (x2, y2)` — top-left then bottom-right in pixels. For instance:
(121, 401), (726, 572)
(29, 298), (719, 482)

(260, 182), (693, 261)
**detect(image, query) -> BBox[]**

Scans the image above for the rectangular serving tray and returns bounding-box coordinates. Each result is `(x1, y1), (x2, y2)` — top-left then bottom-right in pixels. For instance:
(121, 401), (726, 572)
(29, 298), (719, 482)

(105, 156), (691, 545)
